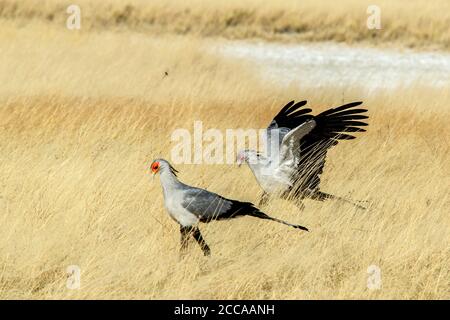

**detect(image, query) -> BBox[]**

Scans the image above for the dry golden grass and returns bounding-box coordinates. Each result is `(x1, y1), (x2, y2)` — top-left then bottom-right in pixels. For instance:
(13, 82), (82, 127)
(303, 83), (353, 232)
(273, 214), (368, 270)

(1, 0), (450, 50)
(0, 21), (449, 299)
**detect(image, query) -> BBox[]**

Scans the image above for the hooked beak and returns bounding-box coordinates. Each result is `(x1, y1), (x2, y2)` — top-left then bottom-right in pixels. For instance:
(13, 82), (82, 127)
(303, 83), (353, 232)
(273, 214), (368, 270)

(236, 157), (244, 167)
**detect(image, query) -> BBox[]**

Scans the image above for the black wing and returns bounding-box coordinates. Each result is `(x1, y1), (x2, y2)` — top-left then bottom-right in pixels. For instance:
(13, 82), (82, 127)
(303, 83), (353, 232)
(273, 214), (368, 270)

(181, 188), (252, 222)
(268, 100), (312, 130)
(292, 101), (368, 193)
(181, 188), (308, 230)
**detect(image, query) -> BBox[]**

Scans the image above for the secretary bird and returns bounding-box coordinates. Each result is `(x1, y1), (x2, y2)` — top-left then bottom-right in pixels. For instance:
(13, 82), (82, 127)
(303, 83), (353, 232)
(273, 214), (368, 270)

(237, 100), (369, 210)
(150, 159), (308, 256)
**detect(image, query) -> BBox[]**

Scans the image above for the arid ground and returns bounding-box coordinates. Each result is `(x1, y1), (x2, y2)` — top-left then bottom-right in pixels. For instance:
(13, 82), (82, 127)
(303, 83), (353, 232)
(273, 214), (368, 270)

(0, 1), (449, 299)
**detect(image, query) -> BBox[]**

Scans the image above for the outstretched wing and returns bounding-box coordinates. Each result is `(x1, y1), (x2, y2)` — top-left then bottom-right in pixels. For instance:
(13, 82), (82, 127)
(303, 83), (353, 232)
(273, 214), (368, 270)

(266, 100), (313, 156)
(293, 101), (368, 191)
(181, 188), (253, 222)
(268, 100), (312, 131)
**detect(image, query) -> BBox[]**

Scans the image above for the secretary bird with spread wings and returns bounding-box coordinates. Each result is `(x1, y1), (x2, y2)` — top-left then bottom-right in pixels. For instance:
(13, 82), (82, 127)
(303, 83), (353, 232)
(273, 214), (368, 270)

(237, 100), (369, 209)
(150, 159), (308, 256)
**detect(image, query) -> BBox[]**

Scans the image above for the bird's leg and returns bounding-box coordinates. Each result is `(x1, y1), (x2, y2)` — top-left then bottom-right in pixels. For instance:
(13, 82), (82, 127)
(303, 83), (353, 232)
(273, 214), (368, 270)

(311, 191), (367, 210)
(191, 227), (211, 256)
(309, 190), (333, 201)
(258, 192), (270, 207)
(179, 226), (191, 254)
(282, 191), (305, 211)
(293, 199), (305, 211)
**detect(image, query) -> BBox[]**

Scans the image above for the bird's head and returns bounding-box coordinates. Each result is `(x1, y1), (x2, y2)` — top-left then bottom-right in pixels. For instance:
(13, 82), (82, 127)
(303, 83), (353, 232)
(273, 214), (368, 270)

(150, 160), (161, 175)
(150, 159), (178, 178)
(236, 149), (262, 167)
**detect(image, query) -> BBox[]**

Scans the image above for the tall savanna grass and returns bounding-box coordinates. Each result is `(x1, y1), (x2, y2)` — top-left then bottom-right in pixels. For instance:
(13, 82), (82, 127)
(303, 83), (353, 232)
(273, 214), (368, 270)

(1, 0), (449, 50)
(0, 21), (449, 299)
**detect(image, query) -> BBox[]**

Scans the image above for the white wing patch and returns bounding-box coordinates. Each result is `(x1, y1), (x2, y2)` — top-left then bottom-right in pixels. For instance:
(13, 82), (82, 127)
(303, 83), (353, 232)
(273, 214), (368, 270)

(279, 120), (316, 163)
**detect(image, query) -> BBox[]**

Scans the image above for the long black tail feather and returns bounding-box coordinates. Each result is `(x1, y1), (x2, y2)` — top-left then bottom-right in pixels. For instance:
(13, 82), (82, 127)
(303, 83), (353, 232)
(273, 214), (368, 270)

(243, 204), (309, 231)
(203, 199), (309, 231)
(249, 210), (309, 231)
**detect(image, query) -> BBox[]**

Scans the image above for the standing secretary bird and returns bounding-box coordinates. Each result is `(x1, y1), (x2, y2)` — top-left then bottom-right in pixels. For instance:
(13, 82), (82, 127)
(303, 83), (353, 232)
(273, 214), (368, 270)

(237, 100), (369, 210)
(150, 159), (308, 256)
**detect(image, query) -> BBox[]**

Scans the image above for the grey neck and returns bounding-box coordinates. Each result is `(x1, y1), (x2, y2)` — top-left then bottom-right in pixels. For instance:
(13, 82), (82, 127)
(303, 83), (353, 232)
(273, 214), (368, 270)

(159, 169), (182, 198)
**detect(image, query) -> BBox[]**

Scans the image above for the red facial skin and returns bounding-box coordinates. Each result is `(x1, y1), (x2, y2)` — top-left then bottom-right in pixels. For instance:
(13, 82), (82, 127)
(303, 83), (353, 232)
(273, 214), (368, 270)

(151, 161), (160, 174)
